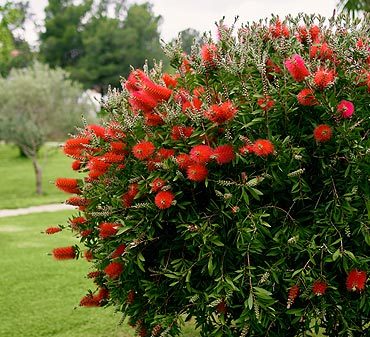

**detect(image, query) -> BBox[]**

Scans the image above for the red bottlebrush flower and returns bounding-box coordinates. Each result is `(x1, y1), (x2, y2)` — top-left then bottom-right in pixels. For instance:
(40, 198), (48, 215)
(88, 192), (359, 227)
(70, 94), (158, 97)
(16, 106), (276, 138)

(284, 54), (310, 82)
(45, 227), (62, 235)
(110, 141), (126, 153)
(144, 112), (164, 126)
(66, 196), (89, 207)
(180, 56), (191, 73)
(296, 25), (321, 43)
(127, 289), (135, 304)
(63, 137), (90, 158)
(312, 280), (328, 296)
(129, 91), (158, 113)
(176, 153), (193, 170)
(80, 229), (92, 237)
(204, 101), (237, 124)
(337, 100), (355, 119)
(96, 287), (109, 302)
(86, 124), (107, 139)
(171, 126), (194, 140)
(71, 160), (82, 171)
(346, 270), (367, 292)
(182, 97), (202, 113)
(87, 271), (101, 279)
(102, 152), (125, 164)
(162, 73), (178, 88)
(287, 285), (299, 308)
(201, 43), (219, 67)
(156, 148), (175, 160)
(52, 246), (76, 260)
(193, 86), (205, 97)
(212, 144), (235, 164)
(125, 69), (147, 92)
(151, 178), (166, 192)
(122, 183), (139, 208)
(55, 178), (80, 194)
(239, 144), (254, 155)
(309, 42), (334, 61)
(106, 122), (126, 139)
(252, 139), (274, 157)
(154, 191), (175, 209)
(79, 294), (100, 307)
(132, 141), (155, 160)
(313, 124), (332, 142)
(111, 244), (126, 259)
(187, 164), (208, 182)
(313, 68), (336, 90)
(142, 77), (172, 101)
(257, 96), (275, 111)
(128, 183), (139, 197)
(266, 58), (282, 78)
(69, 216), (87, 230)
(99, 223), (119, 239)
(104, 261), (123, 279)
(88, 157), (110, 172)
(269, 19), (290, 38)
(84, 250), (93, 262)
(190, 145), (213, 164)
(297, 88), (318, 106)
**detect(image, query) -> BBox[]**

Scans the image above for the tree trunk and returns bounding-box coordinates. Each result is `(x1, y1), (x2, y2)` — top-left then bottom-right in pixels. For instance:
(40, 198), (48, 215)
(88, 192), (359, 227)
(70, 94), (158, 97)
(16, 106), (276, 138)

(31, 156), (43, 195)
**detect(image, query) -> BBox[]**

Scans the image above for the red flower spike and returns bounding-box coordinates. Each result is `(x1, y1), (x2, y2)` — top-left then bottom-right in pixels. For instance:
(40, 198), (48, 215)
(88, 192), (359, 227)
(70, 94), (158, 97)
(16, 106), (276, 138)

(80, 229), (92, 238)
(171, 126), (194, 140)
(86, 124), (107, 139)
(313, 68), (336, 90)
(187, 164), (208, 182)
(346, 270), (367, 292)
(162, 73), (178, 88)
(80, 294), (100, 307)
(110, 141), (126, 153)
(71, 160), (82, 171)
(87, 271), (101, 279)
(66, 196), (89, 207)
(104, 261), (123, 279)
(213, 145), (235, 164)
(144, 112), (164, 126)
(69, 216), (87, 230)
(63, 137), (90, 158)
(125, 69), (148, 93)
(45, 227), (62, 235)
(313, 124), (332, 143)
(310, 42), (334, 61)
(84, 250), (93, 262)
(296, 25), (321, 43)
(176, 153), (193, 170)
(129, 91), (158, 113)
(287, 285), (299, 308)
(103, 152), (125, 164)
(156, 148), (175, 161)
(284, 54), (310, 82)
(96, 288), (109, 302)
(99, 223), (119, 239)
(132, 141), (155, 160)
(52, 246), (76, 260)
(312, 280), (328, 296)
(204, 101), (237, 124)
(252, 139), (274, 157)
(239, 144), (254, 155)
(201, 43), (219, 67)
(142, 77), (172, 101)
(151, 178), (166, 192)
(155, 191), (175, 209)
(269, 19), (290, 39)
(297, 88), (318, 106)
(266, 58), (282, 78)
(55, 178), (80, 194)
(337, 100), (354, 119)
(190, 145), (213, 164)
(257, 96), (275, 111)
(111, 244), (126, 259)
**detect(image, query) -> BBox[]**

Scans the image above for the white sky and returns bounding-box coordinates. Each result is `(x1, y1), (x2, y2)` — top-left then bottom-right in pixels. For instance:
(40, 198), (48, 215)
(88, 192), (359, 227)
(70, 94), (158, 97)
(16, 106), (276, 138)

(14, 0), (338, 46)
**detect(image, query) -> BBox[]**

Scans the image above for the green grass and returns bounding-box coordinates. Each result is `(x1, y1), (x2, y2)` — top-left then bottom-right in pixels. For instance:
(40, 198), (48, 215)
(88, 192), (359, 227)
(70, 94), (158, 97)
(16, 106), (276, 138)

(0, 144), (79, 209)
(0, 211), (199, 337)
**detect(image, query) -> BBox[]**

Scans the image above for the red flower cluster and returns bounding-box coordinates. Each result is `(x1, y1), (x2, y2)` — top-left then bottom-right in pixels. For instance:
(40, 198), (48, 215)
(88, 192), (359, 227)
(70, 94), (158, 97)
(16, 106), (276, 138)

(151, 178), (166, 192)
(212, 145), (235, 164)
(52, 246), (76, 260)
(45, 227), (62, 235)
(111, 244), (126, 259)
(99, 223), (119, 239)
(287, 285), (299, 308)
(201, 43), (219, 67)
(204, 101), (237, 124)
(55, 178), (80, 194)
(190, 145), (213, 164)
(104, 261), (123, 279)
(312, 280), (328, 295)
(269, 19), (290, 39)
(154, 191), (175, 209)
(284, 54), (310, 82)
(337, 100), (354, 119)
(346, 270), (367, 292)
(314, 124), (332, 142)
(313, 68), (336, 90)
(187, 164), (208, 182)
(132, 141), (155, 160)
(171, 126), (194, 140)
(257, 96), (275, 111)
(297, 88), (318, 106)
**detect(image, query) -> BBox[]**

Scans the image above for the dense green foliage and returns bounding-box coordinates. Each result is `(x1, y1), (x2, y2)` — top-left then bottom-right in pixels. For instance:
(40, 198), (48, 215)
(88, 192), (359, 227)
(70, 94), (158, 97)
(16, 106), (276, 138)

(40, 0), (165, 92)
(55, 14), (369, 337)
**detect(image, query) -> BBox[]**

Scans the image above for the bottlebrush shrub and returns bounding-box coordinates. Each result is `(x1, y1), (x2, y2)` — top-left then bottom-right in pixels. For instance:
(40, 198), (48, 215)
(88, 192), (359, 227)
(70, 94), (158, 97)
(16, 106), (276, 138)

(52, 14), (370, 337)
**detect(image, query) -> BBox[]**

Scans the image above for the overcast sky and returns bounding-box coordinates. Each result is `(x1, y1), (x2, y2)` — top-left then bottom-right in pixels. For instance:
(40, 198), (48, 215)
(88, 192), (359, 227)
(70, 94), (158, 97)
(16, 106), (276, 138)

(16, 0), (338, 46)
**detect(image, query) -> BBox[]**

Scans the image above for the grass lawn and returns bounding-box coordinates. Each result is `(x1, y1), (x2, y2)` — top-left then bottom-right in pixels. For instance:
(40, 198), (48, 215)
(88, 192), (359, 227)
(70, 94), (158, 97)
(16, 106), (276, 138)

(0, 144), (79, 209)
(0, 211), (199, 337)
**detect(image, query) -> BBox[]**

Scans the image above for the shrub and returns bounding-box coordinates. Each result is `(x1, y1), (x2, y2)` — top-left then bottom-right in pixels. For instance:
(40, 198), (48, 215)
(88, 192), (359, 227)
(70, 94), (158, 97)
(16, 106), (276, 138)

(51, 14), (369, 337)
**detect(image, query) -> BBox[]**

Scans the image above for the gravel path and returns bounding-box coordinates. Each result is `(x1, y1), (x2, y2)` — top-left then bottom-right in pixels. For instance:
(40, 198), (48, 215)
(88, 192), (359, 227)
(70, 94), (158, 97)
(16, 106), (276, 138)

(0, 204), (75, 218)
